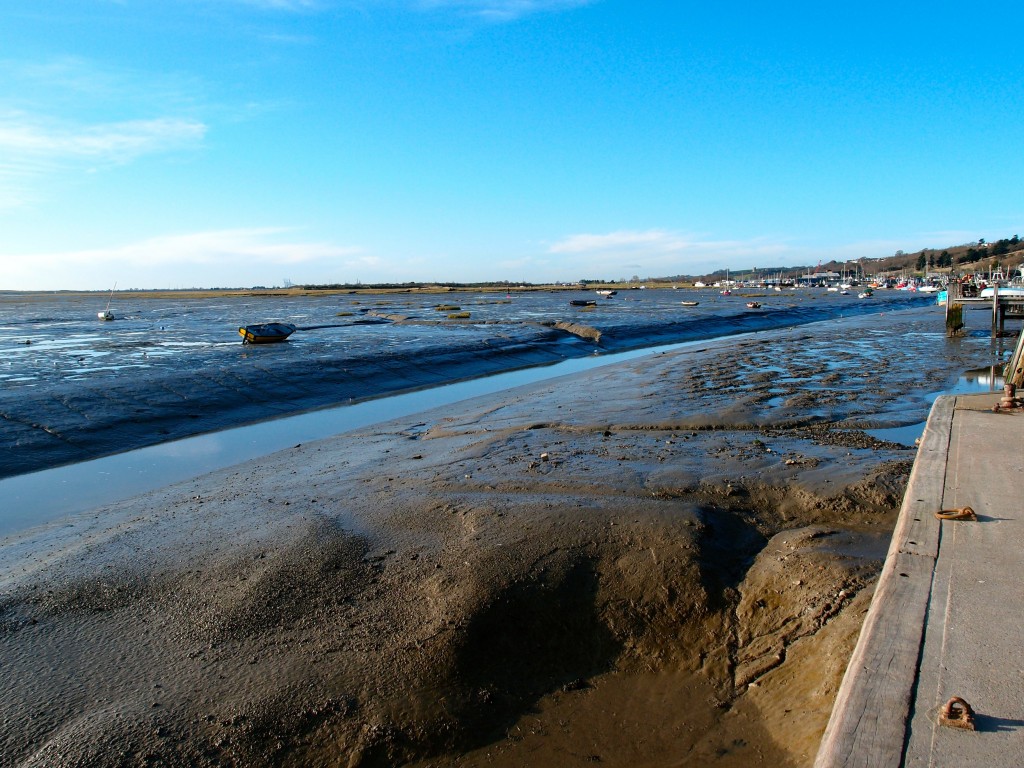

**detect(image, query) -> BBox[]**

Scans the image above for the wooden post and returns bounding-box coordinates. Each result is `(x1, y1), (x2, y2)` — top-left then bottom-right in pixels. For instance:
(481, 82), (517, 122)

(946, 303), (964, 336)
(992, 282), (999, 334)
(946, 282), (964, 336)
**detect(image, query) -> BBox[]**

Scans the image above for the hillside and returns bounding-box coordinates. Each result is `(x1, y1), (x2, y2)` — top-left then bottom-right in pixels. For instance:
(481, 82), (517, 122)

(677, 235), (1024, 284)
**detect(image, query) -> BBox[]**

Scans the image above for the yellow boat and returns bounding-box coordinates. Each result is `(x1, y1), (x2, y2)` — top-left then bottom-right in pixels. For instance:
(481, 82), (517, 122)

(238, 323), (297, 344)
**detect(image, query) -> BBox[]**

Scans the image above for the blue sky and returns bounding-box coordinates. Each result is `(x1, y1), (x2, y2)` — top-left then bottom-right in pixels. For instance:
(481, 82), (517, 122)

(3, 1), (1023, 290)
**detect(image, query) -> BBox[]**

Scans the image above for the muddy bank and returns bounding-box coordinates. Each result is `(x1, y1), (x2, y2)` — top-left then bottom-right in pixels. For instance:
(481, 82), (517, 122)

(0, 412), (905, 767)
(0, 308), (1008, 767)
(0, 291), (933, 479)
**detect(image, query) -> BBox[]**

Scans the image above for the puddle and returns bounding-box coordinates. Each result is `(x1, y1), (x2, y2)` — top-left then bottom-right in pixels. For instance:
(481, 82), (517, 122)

(864, 366), (1005, 447)
(865, 423), (926, 447)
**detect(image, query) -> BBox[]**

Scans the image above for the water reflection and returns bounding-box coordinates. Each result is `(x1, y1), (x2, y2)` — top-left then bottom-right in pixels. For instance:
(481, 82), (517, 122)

(863, 366), (1004, 447)
(0, 339), (682, 537)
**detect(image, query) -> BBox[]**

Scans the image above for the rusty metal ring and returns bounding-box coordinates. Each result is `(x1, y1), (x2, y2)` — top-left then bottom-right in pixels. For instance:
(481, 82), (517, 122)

(935, 506), (976, 521)
(938, 696), (976, 730)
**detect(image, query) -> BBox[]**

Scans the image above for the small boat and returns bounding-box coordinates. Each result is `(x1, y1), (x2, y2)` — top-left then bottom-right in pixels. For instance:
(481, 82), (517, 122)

(98, 283), (116, 321)
(980, 285), (1024, 298)
(680, 300), (699, 306)
(570, 299), (597, 307)
(720, 289), (731, 296)
(745, 301), (761, 309)
(596, 289), (617, 296)
(239, 322), (297, 344)
(858, 292), (873, 299)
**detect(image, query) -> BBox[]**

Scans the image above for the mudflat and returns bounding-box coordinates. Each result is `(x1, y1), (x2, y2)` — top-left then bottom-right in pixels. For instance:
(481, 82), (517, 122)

(0, 308), (999, 766)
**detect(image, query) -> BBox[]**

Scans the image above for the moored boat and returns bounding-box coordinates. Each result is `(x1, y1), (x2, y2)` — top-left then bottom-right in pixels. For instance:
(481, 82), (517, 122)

(98, 283), (116, 321)
(980, 285), (1024, 298)
(595, 289), (617, 296)
(680, 300), (699, 306)
(745, 301), (761, 309)
(570, 299), (597, 307)
(239, 322), (297, 344)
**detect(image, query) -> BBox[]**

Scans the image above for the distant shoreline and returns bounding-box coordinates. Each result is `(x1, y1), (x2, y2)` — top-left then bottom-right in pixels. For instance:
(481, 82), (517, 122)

(2, 284), (656, 300)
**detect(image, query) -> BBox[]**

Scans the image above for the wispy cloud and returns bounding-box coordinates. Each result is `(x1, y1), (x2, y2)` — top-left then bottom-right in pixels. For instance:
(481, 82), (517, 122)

(540, 228), (795, 279)
(202, 0), (324, 9)
(549, 228), (791, 260)
(549, 229), (692, 255)
(2, 229), (365, 290)
(417, 0), (595, 21)
(32, 228), (359, 266)
(194, 0), (594, 18)
(2, 56), (206, 115)
(0, 112), (206, 209)
(0, 113), (206, 163)
(0, 57), (210, 208)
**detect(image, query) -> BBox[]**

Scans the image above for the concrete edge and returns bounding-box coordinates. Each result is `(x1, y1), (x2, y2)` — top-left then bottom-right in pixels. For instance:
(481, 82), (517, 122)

(813, 396), (955, 768)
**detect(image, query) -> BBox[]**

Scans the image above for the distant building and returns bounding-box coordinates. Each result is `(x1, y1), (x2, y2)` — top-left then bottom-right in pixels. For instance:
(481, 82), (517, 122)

(799, 270), (840, 284)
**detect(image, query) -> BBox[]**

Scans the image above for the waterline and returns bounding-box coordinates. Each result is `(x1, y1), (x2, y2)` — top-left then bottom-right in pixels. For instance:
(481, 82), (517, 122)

(0, 338), (711, 537)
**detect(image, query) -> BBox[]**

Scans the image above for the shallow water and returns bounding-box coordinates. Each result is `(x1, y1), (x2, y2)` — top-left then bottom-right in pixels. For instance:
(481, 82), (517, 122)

(862, 367), (1007, 446)
(0, 288), (927, 391)
(0, 288), (939, 479)
(0, 339), (702, 536)
(1, 288), (1017, 537)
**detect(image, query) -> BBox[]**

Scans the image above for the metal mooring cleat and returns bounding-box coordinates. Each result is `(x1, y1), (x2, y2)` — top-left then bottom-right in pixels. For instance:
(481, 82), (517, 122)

(934, 506), (977, 521)
(938, 696), (976, 731)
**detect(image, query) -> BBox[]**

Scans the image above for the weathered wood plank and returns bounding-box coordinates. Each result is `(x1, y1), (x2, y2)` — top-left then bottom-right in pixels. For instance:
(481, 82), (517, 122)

(814, 396), (954, 767)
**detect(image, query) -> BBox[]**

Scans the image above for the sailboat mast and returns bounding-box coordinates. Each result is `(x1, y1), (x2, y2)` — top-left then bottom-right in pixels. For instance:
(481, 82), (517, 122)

(104, 282), (117, 312)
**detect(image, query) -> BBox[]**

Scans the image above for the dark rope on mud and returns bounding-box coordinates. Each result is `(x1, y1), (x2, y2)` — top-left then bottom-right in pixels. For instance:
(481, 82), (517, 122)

(295, 320), (390, 332)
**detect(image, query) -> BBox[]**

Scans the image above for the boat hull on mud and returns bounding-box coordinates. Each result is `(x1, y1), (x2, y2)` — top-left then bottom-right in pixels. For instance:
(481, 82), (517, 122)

(239, 323), (297, 344)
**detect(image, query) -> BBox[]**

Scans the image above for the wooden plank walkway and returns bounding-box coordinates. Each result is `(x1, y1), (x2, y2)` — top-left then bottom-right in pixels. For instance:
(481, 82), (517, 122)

(815, 393), (1024, 767)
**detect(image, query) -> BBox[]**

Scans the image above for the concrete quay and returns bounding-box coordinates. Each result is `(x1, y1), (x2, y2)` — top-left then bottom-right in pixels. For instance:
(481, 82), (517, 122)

(815, 393), (1024, 767)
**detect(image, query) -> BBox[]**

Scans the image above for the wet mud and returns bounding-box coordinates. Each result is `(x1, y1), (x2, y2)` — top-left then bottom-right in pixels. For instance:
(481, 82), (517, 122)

(0, 304), (1016, 767)
(0, 290), (936, 479)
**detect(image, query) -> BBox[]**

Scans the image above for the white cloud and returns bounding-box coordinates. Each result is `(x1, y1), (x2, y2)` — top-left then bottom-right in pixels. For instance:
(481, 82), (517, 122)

(151, 229), (358, 265)
(34, 228), (358, 266)
(185, 0), (594, 17)
(0, 113), (206, 209)
(417, 0), (594, 20)
(539, 228), (797, 279)
(0, 113), (206, 163)
(1, 229), (365, 290)
(220, 0), (324, 9)
(548, 228), (790, 260)
(0, 56), (211, 208)
(549, 229), (691, 254)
